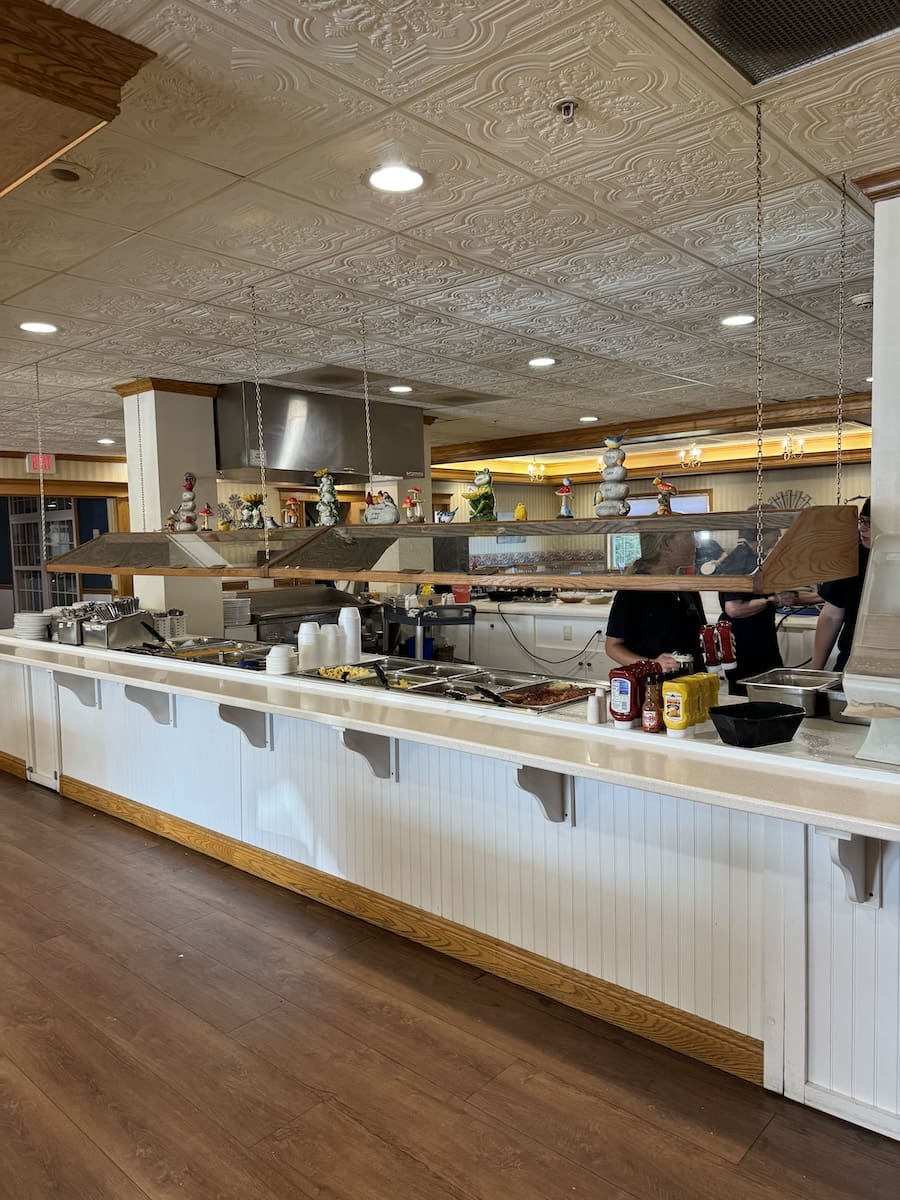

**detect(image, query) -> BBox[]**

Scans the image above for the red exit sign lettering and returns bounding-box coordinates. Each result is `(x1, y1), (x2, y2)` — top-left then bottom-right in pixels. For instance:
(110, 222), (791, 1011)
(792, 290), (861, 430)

(25, 452), (56, 474)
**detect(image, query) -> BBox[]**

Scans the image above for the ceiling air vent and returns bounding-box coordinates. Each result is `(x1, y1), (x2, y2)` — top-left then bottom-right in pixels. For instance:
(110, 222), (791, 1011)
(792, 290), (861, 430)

(660, 0), (900, 83)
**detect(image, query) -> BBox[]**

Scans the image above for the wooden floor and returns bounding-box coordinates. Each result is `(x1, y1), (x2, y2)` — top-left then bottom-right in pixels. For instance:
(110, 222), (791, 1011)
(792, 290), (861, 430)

(0, 776), (898, 1200)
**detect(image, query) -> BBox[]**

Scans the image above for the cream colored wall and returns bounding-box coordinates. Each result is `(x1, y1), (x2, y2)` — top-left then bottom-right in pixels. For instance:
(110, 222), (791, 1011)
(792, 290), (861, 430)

(0, 456), (127, 483)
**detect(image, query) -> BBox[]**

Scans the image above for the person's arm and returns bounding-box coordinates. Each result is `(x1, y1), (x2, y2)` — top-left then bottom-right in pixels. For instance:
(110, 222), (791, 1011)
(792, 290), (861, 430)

(811, 601), (845, 670)
(723, 596), (777, 619)
(604, 636), (680, 672)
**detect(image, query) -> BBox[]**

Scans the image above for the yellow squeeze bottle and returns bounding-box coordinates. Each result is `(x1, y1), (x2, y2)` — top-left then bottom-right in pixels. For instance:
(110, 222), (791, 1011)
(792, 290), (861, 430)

(685, 673), (709, 724)
(662, 679), (692, 738)
(703, 672), (720, 718)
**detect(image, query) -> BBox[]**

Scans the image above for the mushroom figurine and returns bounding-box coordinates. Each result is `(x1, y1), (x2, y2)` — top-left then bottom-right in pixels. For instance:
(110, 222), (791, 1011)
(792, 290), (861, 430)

(653, 476), (678, 517)
(199, 503), (213, 532)
(555, 476), (574, 519)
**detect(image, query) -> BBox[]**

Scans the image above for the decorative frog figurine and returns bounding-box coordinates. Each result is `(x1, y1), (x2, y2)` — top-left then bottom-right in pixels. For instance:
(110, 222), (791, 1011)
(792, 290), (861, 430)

(463, 466), (496, 522)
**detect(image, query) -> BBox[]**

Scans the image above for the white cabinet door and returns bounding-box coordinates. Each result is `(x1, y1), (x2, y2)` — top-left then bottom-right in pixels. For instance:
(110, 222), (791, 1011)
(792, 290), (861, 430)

(534, 615), (610, 680)
(471, 613), (537, 672)
(24, 666), (60, 791)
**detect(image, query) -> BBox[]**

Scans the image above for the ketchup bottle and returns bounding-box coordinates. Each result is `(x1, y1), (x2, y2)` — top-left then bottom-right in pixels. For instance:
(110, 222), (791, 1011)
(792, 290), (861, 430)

(609, 665), (640, 728)
(715, 620), (736, 667)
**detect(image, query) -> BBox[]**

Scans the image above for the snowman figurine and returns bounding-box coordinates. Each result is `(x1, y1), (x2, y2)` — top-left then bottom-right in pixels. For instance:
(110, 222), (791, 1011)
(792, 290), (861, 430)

(174, 472), (198, 531)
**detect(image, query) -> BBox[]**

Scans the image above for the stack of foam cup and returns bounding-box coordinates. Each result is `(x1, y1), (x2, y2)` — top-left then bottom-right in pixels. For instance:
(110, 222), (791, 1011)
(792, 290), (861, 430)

(266, 644), (296, 675)
(297, 622), (321, 671)
(320, 624), (343, 668)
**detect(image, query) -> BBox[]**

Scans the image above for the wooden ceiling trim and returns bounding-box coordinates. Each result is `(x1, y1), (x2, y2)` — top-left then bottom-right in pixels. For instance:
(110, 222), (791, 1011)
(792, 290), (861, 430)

(431, 393), (872, 463)
(113, 378), (220, 399)
(853, 167), (900, 204)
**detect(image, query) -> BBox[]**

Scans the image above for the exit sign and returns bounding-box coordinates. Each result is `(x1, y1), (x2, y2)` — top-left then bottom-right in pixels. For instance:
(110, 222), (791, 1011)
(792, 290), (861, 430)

(25, 452), (56, 474)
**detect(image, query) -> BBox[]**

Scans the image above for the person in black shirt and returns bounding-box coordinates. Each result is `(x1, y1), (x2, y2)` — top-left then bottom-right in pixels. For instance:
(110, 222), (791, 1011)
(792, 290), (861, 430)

(605, 530), (706, 672)
(812, 498), (871, 671)
(715, 519), (816, 694)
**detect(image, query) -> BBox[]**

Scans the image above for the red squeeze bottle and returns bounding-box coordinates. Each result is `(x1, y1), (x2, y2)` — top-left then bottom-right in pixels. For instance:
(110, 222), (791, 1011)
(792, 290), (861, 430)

(700, 624), (720, 666)
(715, 620), (736, 666)
(609, 665), (640, 728)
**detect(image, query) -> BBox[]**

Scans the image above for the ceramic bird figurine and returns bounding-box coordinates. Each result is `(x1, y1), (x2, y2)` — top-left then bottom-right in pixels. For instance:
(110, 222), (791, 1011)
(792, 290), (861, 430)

(653, 476), (677, 517)
(513, 501), (528, 521)
(603, 430), (629, 449)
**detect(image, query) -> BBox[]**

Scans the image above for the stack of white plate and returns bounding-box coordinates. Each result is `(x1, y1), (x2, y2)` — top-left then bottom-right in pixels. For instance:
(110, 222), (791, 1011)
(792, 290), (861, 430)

(13, 611), (52, 640)
(222, 595), (252, 626)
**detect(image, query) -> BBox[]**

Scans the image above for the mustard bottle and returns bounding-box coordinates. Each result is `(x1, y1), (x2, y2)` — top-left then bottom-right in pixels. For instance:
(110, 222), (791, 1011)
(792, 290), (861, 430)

(703, 672), (720, 719)
(662, 679), (692, 738)
(684, 673), (709, 724)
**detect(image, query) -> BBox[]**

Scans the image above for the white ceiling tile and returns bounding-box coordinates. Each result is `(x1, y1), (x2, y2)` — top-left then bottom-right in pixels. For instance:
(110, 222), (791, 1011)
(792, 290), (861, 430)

(558, 111), (812, 226)
(300, 236), (497, 301)
(0, 201), (130, 271)
(215, 274), (389, 329)
(652, 181), (872, 266)
(414, 274), (577, 326)
(71, 235), (276, 301)
(188, 0), (597, 102)
(0, 264), (54, 302)
(0, 337), (60, 368)
(112, 2), (383, 173)
(13, 129), (237, 233)
(764, 35), (900, 177)
(785, 281), (874, 333)
(730, 234), (874, 295)
(42, 1), (160, 34)
(0, 306), (118, 348)
(408, 1), (730, 176)
(142, 304), (297, 347)
(11, 277), (188, 326)
(255, 111), (530, 231)
(520, 233), (710, 299)
(149, 182), (379, 270)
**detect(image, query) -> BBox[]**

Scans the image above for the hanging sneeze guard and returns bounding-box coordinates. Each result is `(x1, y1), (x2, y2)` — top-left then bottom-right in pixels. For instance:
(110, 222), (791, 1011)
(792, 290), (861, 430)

(47, 507), (859, 593)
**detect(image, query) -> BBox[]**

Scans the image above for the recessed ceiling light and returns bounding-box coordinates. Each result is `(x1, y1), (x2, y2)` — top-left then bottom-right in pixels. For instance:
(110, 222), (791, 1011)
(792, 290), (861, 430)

(388, 385), (413, 394)
(19, 320), (57, 334)
(866, 375), (873, 382)
(97, 438), (116, 445)
(368, 164), (424, 193)
(720, 314), (755, 327)
(579, 415), (599, 423)
(528, 356), (556, 367)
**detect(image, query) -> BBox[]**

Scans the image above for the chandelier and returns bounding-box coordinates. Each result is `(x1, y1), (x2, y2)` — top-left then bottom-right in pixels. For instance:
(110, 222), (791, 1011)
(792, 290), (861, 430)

(527, 460), (546, 483)
(678, 442), (702, 470)
(781, 434), (804, 462)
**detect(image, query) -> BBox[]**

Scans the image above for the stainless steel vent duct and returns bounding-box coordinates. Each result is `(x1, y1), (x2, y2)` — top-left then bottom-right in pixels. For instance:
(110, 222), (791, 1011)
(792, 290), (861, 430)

(214, 382), (425, 485)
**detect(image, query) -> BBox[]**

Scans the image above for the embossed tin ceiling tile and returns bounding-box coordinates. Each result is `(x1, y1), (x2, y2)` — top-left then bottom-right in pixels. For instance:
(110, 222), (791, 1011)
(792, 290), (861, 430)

(411, 183), (630, 270)
(0, 263), (52, 302)
(651, 180), (873, 266)
(185, 0), (602, 103)
(519, 233), (711, 298)
(11, 277), (189, 326)
(764, 41), (900, 175)
(150, 182), (381, 272)
(71, 235), (276, 302)
(214, 274), (389, 329)
(12, 129), (236, 233)
(785, 281), (874, 331)
(299, 237), (497, 302)
(0, 200), (130, 272)
(729, 233), (875, 295)
(659, 0), (900, 83)
(414, 274), (577, 326)
(0, 306), (117, 349)
(603, 270), (759, 324)
(408, 1), (730, 177)
(112, 3), (383, 174)
(143, 304), (298, 349)
(254, 112), (531, 232)
(558, 112), (812, 225)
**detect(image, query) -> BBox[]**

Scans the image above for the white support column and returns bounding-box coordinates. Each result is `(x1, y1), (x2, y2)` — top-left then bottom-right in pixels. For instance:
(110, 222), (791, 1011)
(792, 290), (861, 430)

(117, 377), (223, 636)
(870, 191), (900, 536)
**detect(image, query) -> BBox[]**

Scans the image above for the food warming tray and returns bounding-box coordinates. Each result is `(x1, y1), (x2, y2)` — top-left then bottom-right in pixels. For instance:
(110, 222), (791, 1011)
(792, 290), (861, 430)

(823, 681), (871, 725)
(742, 668), (841, 716)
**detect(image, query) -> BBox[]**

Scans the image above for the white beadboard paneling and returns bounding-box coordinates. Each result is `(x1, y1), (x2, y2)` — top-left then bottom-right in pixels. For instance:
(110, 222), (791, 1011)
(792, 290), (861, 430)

(0, 660), (26, 756)
(0, 456), (126, 482)
(807, 830), (900, 1118)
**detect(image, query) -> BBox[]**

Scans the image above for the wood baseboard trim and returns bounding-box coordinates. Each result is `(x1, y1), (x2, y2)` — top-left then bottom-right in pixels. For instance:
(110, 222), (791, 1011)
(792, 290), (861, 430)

(59, 774), (764, 1086)
(0, 751), (27, 779)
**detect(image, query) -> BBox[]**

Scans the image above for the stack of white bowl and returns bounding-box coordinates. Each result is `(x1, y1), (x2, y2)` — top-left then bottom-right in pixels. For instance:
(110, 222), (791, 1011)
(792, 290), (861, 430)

(266, 644), (297, 675)
(13, 611), (52, 640)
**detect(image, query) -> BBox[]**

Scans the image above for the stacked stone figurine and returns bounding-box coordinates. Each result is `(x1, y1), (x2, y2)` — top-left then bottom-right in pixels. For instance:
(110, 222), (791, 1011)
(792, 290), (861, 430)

(315, 468), (341, 526)
(593, 431), (631, 517)
(173, 472), (198, 531)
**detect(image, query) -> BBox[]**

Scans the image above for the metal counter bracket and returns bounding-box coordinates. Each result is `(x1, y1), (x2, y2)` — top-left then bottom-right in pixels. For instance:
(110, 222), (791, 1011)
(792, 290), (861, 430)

(53, 671), (98, 708)
(124, 685), (173, 726)
(516, 765), (575, 824)
(218, 705), (269, 749)
(814, 827), (883, 906)
(337, 729), (397, 781)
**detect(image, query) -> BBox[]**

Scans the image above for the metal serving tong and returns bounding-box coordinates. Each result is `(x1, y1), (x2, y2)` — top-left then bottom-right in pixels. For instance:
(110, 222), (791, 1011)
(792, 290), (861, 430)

(474, 683), (508, 706)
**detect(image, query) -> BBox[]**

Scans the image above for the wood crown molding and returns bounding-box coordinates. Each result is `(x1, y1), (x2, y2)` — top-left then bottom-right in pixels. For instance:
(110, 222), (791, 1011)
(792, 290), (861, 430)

(853, 167), (900, 204)
(431, 393), (872, 463)
(56, 773), (764, 1085)
(113, 378), (220, 399)
(0, 0), (155, 122)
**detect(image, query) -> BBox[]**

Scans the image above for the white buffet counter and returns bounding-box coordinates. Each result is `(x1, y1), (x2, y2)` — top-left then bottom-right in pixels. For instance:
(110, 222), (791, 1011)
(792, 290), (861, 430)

(1, 631), (899, 1140)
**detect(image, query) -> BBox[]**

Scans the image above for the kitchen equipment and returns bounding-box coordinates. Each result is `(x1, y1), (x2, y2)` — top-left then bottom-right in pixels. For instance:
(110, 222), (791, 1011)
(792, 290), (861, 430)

(51, 614), (85, 644)
(556, 591), (586, 603)
(709, 701), (805, 748)
(475, 684), (509, 706)
(82, 611), (154, 650)
(372, 662), (392, 690)
(742, 668), (841, 716)
(399, 663), (478, 681)
(141, 620), (174, 652)
(491, 681), (595, 711)
(824, 681), (871, 725)
(153, 610), (187, 641)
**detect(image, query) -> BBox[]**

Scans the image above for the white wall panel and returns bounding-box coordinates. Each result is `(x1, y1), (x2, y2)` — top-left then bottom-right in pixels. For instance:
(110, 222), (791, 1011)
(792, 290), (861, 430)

(0, 660), (26, 757)
(807, 831), (900, 1118)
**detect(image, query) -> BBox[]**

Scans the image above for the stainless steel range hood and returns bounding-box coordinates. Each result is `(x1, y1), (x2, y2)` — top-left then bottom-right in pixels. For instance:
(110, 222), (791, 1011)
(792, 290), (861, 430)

(215, 382), (425, 485)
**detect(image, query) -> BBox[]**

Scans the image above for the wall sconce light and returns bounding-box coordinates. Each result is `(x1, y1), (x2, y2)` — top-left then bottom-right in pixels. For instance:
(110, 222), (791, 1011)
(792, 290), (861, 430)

(781, 434), (804, 462)
(678, 442), (703, 470)
(527, 460), (546, 483)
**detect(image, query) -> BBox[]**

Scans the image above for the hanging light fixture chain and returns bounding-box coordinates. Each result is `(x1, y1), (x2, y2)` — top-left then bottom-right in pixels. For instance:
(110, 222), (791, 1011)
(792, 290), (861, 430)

(361, 315), (374, 486)
(249, 284), (270, 560)
(754, 102), (765, 566)
(34, 363), (49, 583)
(836, 172), (847, 506)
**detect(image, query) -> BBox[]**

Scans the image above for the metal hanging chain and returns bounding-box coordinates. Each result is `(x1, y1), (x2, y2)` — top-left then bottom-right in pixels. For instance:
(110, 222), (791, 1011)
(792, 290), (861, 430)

(34, 363), (49, 580)
(836, 171), (847, 506)
(754, 101), (765, 566)
(249, 284), (270, 560)
(361, 314), (374, 485)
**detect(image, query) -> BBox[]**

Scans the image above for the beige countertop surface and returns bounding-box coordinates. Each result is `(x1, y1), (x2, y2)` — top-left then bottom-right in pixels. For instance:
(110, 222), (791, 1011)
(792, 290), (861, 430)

(2, 632), (897, 841)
